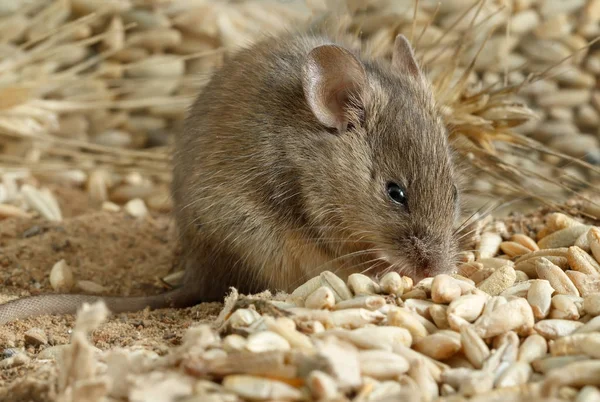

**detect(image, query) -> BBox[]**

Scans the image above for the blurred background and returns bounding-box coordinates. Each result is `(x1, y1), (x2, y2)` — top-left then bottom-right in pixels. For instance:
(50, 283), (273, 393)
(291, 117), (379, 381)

(0, 0), (599, 223)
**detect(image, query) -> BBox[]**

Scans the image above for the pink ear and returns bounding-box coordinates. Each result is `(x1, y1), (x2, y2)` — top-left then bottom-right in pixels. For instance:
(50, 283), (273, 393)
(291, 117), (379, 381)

(391, 34), (423, 80)
(302, 44), (367, 132)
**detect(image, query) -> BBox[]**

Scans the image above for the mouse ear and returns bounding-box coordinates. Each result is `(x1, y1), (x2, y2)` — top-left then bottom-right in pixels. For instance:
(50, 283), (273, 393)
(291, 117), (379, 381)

(302, 44), (367, 133)
(391, 34), (424, 81)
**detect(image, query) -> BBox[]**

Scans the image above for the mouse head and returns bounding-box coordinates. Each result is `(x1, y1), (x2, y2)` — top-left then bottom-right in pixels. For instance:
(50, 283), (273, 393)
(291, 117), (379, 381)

(300, 34), (460, 282)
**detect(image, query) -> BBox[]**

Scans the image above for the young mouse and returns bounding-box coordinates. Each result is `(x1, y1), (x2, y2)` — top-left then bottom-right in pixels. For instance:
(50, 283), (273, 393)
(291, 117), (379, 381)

(0, 29), (461, 325)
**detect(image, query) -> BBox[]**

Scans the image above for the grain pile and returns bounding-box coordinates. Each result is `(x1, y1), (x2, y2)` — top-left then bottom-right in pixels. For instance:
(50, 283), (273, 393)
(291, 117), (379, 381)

(4, 210), (600, 401)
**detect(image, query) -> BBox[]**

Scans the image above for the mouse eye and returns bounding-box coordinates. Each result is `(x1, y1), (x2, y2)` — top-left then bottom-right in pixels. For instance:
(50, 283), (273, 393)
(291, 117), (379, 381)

(386, 182), (407, 206)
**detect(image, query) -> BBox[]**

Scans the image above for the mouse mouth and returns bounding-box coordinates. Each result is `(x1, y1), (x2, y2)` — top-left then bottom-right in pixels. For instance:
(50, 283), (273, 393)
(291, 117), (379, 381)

(371, 250), (437, 283)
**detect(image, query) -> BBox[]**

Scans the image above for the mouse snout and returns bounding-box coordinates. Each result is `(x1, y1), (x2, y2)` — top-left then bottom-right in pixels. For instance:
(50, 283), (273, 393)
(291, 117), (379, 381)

(407, 235), (452, 278)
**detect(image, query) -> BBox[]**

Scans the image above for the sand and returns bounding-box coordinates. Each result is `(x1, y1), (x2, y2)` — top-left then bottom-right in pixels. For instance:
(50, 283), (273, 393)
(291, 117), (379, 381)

(0, 183), (223, 401)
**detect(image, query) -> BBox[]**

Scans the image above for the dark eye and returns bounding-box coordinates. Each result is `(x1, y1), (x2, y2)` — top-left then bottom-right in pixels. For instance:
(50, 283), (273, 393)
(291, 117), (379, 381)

(386, 182), (407, 206)
(453, 184), (458, 201)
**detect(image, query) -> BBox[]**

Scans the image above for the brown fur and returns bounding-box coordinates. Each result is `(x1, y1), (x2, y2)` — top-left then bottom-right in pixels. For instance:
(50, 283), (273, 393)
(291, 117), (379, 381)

(0, 30), (460, 324)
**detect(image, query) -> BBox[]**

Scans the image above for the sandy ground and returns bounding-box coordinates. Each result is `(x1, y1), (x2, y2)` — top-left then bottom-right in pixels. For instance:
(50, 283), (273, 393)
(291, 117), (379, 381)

(0, 184), (224, 401)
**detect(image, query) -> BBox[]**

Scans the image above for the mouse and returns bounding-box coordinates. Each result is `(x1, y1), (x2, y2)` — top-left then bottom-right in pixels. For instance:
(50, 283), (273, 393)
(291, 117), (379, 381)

(0, 28), (462, 325)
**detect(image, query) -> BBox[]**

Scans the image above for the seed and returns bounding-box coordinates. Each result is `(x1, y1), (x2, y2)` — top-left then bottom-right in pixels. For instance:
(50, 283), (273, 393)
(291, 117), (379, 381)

(314, 337), (361, 391)
(549, 295), (580, 320)
(500, 241), (532, 258)
(358, 350), (410, 379)
(87, 170), (110, 203)
(263, 317), (313, 352)
(21, 184), (61, 222)
(583, 293), (600, 316)
(333, 295), (386, 311)
(501, 280), (533, 298)
(403, 299), (435, 319)
(24, 328), (48, 347)
(469, 268), (495, 284)
(533, 355), (590, 374)
(477, 265), (517, 296)
(305, 286), (335, 310)
(413, 331), (462, 360)
(587, 227), (600, 264)
(76, 280), (106, 294)
(126, 28), (182, 52)
(460, 325), (490, 369)
(291, 271), (351, 302)
(408, 358), (439, 401)
(226, 309), (261, 329)
(306, 371), (338, 400)
(110, 184), (155, 204)
(515, 248), (569, 264)
(222, 375), (303, 401)
(511, 234), (540, 252)
(534, 319), (584, 340)
(473, 297), (534, 339)
(102, 201), (120, 213)
(320, 271), (353, 301)
(457, 262), (483, 278)
(126, 55), (185, 78)
(567, 246), (600, 275)
(393, 344), (447, 382)
(322, 326), (413, 351)
(222, 334), (247, 352)
(495, 362), (532, 388)
(459, 370), (495, 397)
(402, 288), (428, 300)
(542, 361), (600, 395)
(124, 198), (148, 219)
(431, 275), (462, 304)
(478, 232), (503, 259)
(527, 279), (554, 319)
(447, 294), (488, 322)
(518, 334), (548, 364)
(49, 259), (74, 292)
(442, 367), (475, 390)
(566, 270), (600, 296)
(516, 256), (569, 278)
(579, 334), (600, 359)
(549, 333), (598, 356)
(494, 330), (520, 364)
(574, 316), (600, 334)
(535, 258), (580, 296)
(510, 9), (540, 34)
(402, 276), (414, 292)
(521, 38), (572, 64)
(330, 308), (385, 329)
(576, 386), (600, 402)
(379, 272), (404, 296)
(0, 204), (31, 219)
(388, 307), (429, 341)
(538, 226), (592, 249)
(347, 273), (380, 295)
(479, 258), (515, 269)
(429, 305), (450, 330)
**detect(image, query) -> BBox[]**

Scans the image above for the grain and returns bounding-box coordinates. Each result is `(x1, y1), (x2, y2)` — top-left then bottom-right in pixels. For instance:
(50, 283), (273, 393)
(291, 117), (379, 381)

(49, 259), (75, 292)
(305, 286), (335, 310)
(535, 258), (580, 296)
(527, 279), (554, 319)
(476, 265), (517, 296)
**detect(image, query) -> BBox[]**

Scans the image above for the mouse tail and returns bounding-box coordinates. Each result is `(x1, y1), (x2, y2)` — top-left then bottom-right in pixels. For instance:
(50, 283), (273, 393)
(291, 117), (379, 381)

(0, 287), (201, 325)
